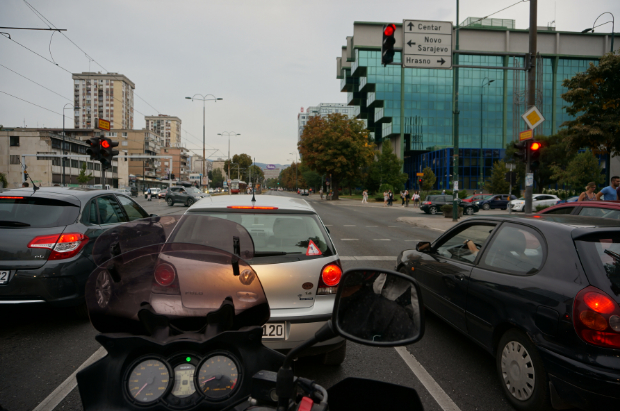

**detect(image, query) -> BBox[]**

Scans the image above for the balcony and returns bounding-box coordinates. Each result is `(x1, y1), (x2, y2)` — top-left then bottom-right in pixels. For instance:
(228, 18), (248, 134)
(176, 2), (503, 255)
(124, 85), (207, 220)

(375, 107), (390, 123)
(340, 76), (359, 93)
(347, 92), (363, 106)
(367, 92), (382, 108)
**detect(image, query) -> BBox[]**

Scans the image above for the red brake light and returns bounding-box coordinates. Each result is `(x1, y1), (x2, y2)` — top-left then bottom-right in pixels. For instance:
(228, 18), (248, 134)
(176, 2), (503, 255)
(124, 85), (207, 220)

(28, 233), (89, 260)
(154, 263), (176, 286)
(227, 206), (278, 210)
(101, 140), (110, 148)
(0, 196), (24, 199)
(318, 262), (342, 295)
(573, 286), (620, 348)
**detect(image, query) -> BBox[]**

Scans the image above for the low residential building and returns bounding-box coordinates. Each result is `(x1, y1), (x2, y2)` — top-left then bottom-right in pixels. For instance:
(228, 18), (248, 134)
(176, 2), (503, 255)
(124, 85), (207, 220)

(0, 128), (118, 188)
(104, 129), (164, 180)
(162, 147), (190, 181)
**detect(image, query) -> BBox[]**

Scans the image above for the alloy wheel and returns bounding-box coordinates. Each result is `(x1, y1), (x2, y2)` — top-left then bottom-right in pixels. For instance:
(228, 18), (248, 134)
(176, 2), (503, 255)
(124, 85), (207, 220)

(500, 340), (535, 401)
(167, 198), (173, 206)
(483, 204), (490, 210)
(430, 207), (437, 215)
(465, 207), (474, 215)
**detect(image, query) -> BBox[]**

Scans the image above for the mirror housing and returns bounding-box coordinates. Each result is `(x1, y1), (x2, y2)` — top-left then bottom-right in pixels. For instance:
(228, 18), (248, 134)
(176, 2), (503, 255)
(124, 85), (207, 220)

(416, 241), (431, 252)
(149, 214), (158, 217)
(332, 268), (425, 347)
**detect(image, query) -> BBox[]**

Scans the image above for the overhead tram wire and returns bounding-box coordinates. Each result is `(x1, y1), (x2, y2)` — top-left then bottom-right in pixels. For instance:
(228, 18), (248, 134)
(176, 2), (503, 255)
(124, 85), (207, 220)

(0, 90), (69, 118)
(0, 63), (72, 102)
(461, 0), (530, 28)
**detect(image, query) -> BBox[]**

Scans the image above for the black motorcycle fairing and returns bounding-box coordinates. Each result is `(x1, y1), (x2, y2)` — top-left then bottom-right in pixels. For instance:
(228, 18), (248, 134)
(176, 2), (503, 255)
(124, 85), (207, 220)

(327, 377), (423, 411)
(76, 328), (285, 411)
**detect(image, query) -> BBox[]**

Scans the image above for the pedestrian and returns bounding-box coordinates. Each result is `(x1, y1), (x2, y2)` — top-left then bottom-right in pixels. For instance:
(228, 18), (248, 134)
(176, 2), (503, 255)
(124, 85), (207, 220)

(388, 190), (394, 206)
(596, 176), (620, 201)
(442, 189), (445, 195)
(362, 189), (368, 204)
(383, 190), (388, 207)
(405, 189), (410, 207)
(414, 191), (420, 207)
(320, 187), (323, 199)
(147, 187), (152, 201)
(578, 182), (597, 201)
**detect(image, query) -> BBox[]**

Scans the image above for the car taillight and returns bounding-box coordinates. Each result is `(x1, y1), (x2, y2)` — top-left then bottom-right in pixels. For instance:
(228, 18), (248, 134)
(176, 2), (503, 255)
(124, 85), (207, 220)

(318, 262), (342, 295)
(28, 233), (89, 260)
(154, 263), (176, 286)
(573, 286), (620, 349)
(423, 201), (431, 205)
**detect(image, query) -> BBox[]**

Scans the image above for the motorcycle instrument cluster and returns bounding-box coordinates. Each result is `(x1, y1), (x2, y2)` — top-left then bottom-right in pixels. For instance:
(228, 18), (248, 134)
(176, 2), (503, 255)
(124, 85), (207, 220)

(124, 352), (241, 407)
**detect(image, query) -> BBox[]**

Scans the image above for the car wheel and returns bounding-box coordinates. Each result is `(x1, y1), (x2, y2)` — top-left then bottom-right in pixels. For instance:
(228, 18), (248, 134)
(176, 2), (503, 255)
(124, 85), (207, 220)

(321, 342), (346, 366)
(496, 329), (551, 411)
(465, 207), (475, 215)
(95, 270), (112, 309)
(482, 203), (491, 210)
(167, 198), (174, 206)
(429, 206), (437, 215)
(186, 198), (195, 207)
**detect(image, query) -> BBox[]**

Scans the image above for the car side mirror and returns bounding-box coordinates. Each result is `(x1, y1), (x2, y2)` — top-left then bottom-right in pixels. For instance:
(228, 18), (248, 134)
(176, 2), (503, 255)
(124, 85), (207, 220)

(332, 268), (424, 347)
(416, 241), (431, 252)
(149, 214), (158, 217)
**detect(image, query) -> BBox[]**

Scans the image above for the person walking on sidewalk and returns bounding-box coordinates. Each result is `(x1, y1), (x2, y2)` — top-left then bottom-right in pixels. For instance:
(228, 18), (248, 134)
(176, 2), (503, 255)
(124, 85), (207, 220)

(147, 187), (152, 201)
(579, 182), (597, 201)
(404, 189), (410, 207)
(413, 191), (420, 207)
(596, 176), (620, 201)
(383, 190), (388, 207)
(388, 190), (394, 206)
(400, 190), (406, 207)
(362, 189), (368, 204)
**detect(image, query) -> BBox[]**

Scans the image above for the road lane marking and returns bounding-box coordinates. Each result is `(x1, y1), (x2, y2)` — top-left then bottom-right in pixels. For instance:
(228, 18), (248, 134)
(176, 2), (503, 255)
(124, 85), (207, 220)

(388, 226), (398, 227)
(33, 346), (107, 411)
(430, 228), (446, 232)
(340, 239), (359, 241)
(395, 347), (462, 411)
(340, 256), (395, 260)
(405, 240), (422, 242)
(324, 225), (333, 226)
(366, 226), (378, 227)
(373, 239), (391, 241)
(344, 225), (356, 227)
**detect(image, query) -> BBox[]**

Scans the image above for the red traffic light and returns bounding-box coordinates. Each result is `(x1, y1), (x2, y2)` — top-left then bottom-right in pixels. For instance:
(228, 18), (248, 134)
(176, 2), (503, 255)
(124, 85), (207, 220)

(101, 140), (110, 149)
(384, 24), (396, 36)
(531, 142), (541, 151)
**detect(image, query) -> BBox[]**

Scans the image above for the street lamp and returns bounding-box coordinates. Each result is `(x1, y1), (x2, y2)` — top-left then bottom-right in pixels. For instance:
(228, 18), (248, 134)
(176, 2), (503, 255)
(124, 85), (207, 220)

(582, 12), (615, 53)
(218, 132), (240, 196)
(479, 78), (494, 193)
(185, 94), (222, 191)
(62, 103), (79, 186)
(289, 152), (298, 191)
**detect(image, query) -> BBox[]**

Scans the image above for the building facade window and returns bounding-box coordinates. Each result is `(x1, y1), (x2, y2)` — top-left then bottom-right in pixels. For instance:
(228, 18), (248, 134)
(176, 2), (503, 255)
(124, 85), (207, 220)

(9, 136), (19, 146)
(9, 155), (20, 164)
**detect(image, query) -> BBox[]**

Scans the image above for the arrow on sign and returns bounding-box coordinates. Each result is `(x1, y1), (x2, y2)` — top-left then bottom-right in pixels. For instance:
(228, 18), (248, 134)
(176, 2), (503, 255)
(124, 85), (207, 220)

(407, 22), (414, 31)
(407, 40), (416, 47)
(437, 58), (446, 65)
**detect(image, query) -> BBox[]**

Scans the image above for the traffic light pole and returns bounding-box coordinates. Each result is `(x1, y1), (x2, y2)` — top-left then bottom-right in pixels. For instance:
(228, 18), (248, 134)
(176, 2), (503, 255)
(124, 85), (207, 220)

(524, 0), (538, 214)
(452, 0), (461, 222)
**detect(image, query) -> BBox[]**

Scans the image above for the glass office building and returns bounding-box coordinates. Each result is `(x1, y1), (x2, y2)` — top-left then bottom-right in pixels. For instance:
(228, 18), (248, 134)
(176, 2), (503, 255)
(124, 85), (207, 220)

(338, 20), (613, 190)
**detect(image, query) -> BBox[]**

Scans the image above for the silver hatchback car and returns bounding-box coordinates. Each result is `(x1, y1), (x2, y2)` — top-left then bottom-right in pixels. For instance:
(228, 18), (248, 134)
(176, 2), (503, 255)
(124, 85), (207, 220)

(177, 194), (346, 364)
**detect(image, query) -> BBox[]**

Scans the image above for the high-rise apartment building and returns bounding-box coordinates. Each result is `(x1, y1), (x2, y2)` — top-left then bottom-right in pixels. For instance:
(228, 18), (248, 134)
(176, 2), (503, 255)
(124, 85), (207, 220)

(72, 72), (134, 130)
(297, 103), (356, 142)
(145, 115), (182, 147)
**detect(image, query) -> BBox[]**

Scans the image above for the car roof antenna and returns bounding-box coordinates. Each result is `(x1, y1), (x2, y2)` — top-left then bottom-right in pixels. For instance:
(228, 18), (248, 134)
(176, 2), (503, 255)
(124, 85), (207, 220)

(251, 157), (256, 203)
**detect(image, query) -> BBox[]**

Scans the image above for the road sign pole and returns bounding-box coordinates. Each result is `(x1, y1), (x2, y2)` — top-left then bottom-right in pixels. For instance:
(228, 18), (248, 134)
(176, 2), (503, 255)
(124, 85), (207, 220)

(452, 3), (460, 222)
(525, 0), (537, 214)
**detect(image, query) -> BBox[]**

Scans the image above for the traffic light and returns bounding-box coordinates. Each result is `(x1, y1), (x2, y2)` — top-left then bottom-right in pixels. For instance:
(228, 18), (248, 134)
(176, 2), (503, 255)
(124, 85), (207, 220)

(418, 178), (423, 187)
(381, 24), (396, 66)
(100, 137), (119, 170)
(530, 140), (542, 169)
(513, 140), (527, 161)
(86, 137), (103, 161)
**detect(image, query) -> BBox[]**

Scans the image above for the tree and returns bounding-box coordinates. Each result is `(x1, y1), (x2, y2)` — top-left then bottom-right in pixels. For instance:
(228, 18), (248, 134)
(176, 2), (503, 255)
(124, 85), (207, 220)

(0, 172), (8, 189)
(247, 165), (264, 185)
(551, 149), (605, 192)
(279, 163), (305, 190)
(485, 161), (509, 194)
(210, 168), (224, 188)
(368, 142), (409, 193)
(561, 53), (620, 176)
(299, 163), (322, 190)
(77, 163), (93, 186)
(298, 113), (375, 199)
(421, 167), (436, 197)
(224, 153), (253, 181)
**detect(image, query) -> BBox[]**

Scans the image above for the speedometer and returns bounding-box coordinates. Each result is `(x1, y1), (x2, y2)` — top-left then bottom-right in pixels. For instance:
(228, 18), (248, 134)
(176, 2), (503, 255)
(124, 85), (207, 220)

(197, 354), (240, 400)
(126, 359), (170, 404)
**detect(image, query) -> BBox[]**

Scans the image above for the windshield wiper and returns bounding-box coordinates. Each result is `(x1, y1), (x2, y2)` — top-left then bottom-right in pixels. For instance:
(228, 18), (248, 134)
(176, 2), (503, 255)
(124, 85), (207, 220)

(604, 249), (620, 261)
(0, 221), (31, 227)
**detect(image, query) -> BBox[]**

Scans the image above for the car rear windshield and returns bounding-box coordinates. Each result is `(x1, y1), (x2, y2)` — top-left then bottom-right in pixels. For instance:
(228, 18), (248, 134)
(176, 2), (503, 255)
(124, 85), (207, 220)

(575, 234), (620, 301)
(0, 197), (80, 228)
(201, 212), (334, 258)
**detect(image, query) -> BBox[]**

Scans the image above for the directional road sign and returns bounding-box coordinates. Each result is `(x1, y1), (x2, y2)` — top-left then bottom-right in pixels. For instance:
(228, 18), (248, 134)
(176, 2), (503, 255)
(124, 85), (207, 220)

(402, 20), (453, 69)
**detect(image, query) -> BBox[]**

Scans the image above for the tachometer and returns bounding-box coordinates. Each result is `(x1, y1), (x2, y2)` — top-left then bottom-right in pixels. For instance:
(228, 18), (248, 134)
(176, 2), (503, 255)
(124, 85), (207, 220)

(126, 358), (170, 404)
(197, 354), (240, 400)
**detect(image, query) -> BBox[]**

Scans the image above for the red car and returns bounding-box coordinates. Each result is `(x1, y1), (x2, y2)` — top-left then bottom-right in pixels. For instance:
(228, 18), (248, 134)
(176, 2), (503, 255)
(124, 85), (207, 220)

(538, 200), (620, 219)
(461, 193), (488, 203)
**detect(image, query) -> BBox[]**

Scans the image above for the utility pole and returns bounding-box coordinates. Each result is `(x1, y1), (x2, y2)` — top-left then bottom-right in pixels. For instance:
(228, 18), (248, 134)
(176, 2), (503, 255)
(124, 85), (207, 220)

(451, 0), (461, 221)
(524, 0), (538, 214)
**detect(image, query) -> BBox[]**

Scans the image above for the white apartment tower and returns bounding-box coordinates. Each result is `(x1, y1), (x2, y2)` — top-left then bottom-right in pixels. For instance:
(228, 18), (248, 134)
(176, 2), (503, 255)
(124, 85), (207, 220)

(297, 103), (356, 142)
(72, 72), (135, 130)
(145, 115), (182, 147)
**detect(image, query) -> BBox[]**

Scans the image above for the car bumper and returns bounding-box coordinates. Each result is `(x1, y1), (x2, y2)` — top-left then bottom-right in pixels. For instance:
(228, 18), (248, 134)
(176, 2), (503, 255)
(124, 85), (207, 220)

(0, 257), (93, 307)
(511, 204), (524, 211)
(538, 346), (620, 410)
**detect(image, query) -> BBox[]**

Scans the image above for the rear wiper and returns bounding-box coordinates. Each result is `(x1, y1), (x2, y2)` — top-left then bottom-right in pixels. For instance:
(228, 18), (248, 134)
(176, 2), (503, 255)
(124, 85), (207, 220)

(0, 221), (31, 227)
(604, 249), (620, 261)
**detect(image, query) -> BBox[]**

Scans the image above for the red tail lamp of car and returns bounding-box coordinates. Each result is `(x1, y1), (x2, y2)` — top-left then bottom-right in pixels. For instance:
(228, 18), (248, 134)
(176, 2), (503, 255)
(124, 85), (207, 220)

(227, 206), (278, 210)
(573, 286), (620, 348)
(154, 263), (176, 287)
(28, 233), (89, 260)
(318, 262), (342, 295)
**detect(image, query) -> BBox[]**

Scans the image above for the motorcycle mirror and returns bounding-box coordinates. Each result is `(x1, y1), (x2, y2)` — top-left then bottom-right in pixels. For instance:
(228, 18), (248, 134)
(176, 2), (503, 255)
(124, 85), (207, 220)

(332, 268), (424, 347)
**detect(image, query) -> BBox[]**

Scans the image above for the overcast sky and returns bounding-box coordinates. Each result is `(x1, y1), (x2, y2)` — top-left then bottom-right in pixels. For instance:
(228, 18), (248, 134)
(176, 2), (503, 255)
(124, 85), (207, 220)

(1, 0), (618, 164)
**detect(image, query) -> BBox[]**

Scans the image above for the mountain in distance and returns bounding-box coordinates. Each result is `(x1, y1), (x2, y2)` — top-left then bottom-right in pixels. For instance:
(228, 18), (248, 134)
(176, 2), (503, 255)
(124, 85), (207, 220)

(255, 162), (288, 169)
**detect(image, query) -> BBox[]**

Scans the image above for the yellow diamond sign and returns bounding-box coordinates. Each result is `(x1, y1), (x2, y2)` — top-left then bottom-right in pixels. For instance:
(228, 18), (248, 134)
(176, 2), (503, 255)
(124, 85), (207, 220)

(521, 106), (545, 130)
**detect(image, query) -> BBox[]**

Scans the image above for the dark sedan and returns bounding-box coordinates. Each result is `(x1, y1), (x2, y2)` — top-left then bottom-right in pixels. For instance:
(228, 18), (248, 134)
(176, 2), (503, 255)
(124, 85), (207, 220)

(475, 194), (517, 210)
(420, 195), (479, 215)
(0, 187), (151, 316)
(395, 215), (620, 411)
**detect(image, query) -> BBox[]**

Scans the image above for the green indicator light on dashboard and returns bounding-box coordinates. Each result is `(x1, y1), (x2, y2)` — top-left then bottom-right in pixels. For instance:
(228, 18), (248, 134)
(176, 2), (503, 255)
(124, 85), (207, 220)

(186, 357), (191, 362)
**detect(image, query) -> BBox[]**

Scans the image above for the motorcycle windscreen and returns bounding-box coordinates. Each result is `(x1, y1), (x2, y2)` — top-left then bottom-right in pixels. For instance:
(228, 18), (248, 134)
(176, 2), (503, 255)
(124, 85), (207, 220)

(86, 244), (268, 334)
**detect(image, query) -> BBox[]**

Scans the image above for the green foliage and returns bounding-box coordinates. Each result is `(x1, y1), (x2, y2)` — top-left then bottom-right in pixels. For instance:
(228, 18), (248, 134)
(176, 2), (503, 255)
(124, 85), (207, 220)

(378, 183), (394, 194)
(77, 163), (93, 185)
(542, 188), (577, 200)
(536, 205), (550, 212)
(551, 149), (605, 191)
(247, 165), (264, 184)
(485, 161), (509, 194)
(300, 163), (322, 190)
(561, 52), (620, 158)
(298, 113), (375, 199)
(458, 189), (468, 199)
(0, 172), (8, 188)
(441, 204), (453, 212)
(368, 142), (409, 192)
(421, 167), (436, 195)
(210, 168), (224, 188)
(224, 153), (253, 181)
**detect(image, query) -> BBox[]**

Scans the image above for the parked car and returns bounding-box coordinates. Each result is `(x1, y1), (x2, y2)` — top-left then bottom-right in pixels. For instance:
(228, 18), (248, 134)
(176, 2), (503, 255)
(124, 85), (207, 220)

(462, 193), (488, 203)
(509, 194), (561, 212)
(420, 195), (479, 215)
(116, 188), (132, 196)
(0, 187), (151, 316)
(165, 186), (210, 207)
(144, 187), (161, 199)
(301, 189), (309, 196)
(176, 194), (346, 364)
(557, 195), (580, 204)
(158, 189), (167, 199)
(539, 200), (620, 219)
(396, 214), (620, 410)
(476, 194), (517, 210)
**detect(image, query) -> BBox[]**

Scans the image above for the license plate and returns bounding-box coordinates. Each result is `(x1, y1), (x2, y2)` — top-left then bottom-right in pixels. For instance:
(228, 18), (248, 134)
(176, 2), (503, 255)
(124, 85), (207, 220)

(0, 271), (9, 285)
(262, 323), (285, 339)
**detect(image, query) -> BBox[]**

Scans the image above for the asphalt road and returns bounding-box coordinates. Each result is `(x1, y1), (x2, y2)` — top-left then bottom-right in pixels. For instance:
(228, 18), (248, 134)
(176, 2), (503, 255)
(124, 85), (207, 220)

(0, 192), (514, 411)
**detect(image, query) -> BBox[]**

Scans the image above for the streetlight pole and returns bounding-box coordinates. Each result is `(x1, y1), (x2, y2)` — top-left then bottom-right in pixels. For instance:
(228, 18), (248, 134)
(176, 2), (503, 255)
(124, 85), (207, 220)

(582, 12), (615, 53)
(62, 103), (79, 186)
(218, 132), (240, 195)
(479, 78), (494, 192)
(289, 152), (298, 191)
(186, 94), (222, 192)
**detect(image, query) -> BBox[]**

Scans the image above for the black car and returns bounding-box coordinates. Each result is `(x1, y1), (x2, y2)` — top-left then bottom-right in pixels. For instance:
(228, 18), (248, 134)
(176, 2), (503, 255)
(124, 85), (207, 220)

(476, 194), (517, 210)
(420, 194), (479, 215)
(395, 215), (620, 411)
(0, 187), (152, 316)
(165, 186), (210, 207)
